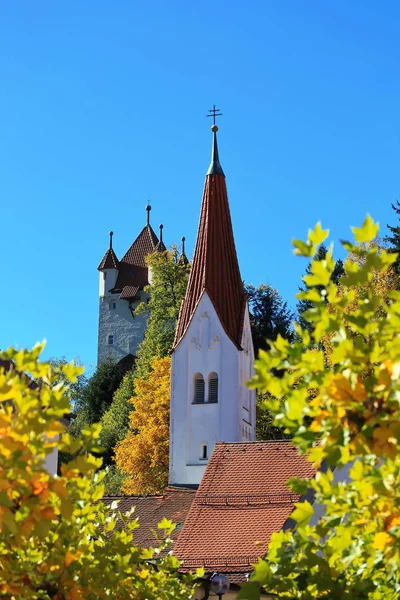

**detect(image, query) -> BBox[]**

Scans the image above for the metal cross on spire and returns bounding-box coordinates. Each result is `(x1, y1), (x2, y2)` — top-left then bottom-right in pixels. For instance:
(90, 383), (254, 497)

(207, 104), (223, 125)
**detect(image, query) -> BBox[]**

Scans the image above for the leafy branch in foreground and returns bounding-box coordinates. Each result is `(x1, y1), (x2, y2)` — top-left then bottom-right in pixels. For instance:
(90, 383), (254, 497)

(0, 345), (196, 599)
(240, 216), (400, 599)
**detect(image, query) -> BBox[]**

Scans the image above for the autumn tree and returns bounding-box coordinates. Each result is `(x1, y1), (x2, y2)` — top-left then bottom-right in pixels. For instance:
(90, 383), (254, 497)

(296, 242), (344, 334)
(115, 356), (171, 495)
(240, 217), (400, 599)
(0, 345), (195, 599)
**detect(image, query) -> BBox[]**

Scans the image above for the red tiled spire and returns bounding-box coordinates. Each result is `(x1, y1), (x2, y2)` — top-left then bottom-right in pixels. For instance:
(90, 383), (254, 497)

(174, 126), (246, 349)
(97, 231), (119, 270)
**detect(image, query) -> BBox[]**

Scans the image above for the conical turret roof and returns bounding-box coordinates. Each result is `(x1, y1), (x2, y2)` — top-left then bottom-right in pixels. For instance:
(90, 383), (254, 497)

(97, 231), (119, 270)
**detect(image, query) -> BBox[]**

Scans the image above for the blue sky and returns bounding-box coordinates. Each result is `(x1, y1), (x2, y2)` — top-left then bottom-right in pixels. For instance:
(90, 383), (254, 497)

(1, 1), (399, 372)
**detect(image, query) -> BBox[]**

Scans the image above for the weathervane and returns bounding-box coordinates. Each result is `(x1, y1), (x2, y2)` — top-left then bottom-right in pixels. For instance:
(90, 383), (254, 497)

(207, 104), (223, 126)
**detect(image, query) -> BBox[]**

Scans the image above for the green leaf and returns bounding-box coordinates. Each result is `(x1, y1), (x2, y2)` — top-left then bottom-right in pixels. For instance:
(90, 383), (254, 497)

(158, 517), (175, 534)
(351, 214), (379, 243)
(293, 239), (314, 257)
(290, 501), (314, 527)
(308, 222), (329, 246)
(237, 582), (260, 600)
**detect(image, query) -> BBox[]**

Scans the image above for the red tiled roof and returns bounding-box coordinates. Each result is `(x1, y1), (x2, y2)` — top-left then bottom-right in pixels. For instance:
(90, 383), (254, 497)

(119, 286), (140, 300)
(102, 487), (195, 548)
(174, 441), (316, 574)
(113, 225), (159, 300)
(174, 136), (246, 349)
(97, 247), (119, 271)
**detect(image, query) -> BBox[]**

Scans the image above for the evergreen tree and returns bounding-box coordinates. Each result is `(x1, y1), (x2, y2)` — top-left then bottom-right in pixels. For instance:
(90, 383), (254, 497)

(296, 243), (344, 333)
(99, 370), (135, 464)
(256, 392), (291, 441)
(245, 283), (293, 356)
(384, 200), (400, 276)
(69, 357), (128, 438)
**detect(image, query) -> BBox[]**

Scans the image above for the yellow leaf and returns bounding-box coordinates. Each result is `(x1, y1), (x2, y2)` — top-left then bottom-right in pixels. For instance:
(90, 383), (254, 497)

(373, 531), (392, 550)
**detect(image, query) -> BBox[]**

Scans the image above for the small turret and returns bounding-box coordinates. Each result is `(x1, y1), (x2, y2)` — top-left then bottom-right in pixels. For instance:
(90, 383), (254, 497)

(98, 231), (119, 297)
(178, 236), (189, 265)
(154, 224), (167, 253)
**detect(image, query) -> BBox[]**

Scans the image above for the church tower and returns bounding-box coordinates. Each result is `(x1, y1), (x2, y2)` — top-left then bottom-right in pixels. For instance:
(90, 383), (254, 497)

(169, 121), (256, 487)
(97, 206), (163, 365)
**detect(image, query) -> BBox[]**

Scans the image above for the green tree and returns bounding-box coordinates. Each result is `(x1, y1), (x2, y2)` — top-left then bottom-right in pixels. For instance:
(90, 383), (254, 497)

(99, 370), (135, 464)
(384, 199), (400, 276)
(256, 392), (291, 441)
(134, 247), (190, 378)
(240, 217), (400, 600)
(99, 370), (135, 493)
(245, 283), (293, 356)
(0, 344), (196, 599)
(70, 357), (128, 437)
(296, 243), (344, 334)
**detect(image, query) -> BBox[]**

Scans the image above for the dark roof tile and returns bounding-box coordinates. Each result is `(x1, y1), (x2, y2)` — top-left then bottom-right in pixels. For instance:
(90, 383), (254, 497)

(97, 248), (119, 271)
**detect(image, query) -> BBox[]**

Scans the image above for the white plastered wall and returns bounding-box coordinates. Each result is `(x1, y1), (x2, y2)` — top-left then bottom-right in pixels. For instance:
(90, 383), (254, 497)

(169, 292), (256, 486)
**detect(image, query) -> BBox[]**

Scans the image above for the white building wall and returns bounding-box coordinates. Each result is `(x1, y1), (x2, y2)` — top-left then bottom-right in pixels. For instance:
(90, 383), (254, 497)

(169, 292), (256, 486)
(44, 444), (59, 476)
(97, 289), (149, 365)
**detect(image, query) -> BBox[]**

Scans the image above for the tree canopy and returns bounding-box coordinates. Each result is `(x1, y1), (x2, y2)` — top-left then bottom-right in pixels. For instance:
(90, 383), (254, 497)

(116, 356), (171, 495)
(245, 283), (294, 356)
(296, 243), (344, 334)
(134, 248), (190, 378)
(0, 345), (195, 599)
(240, 217), (400, 599)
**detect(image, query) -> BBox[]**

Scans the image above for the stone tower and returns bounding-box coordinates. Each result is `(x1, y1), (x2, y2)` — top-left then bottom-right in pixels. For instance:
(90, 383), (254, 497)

(97, 206), (165, 365)
(169, 124), (256, 487)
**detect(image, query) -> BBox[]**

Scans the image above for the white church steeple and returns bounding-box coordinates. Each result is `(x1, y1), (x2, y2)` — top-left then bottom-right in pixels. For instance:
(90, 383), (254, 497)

(169, 117), (256, 487)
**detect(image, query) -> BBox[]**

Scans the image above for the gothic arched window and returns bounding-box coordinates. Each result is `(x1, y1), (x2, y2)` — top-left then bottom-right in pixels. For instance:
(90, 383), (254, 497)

(208, 372), (218, 403)
(193, 373), (205, 404)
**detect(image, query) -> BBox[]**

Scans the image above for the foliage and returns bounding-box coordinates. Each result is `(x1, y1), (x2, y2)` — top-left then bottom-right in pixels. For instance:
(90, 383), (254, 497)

(256, 392), (290, 441)
(0, 344), (196, 599)
(116, 356), (171, 495)
(245, 283), (294, 356)
(239, 217), (400, 599)
(134, 248), (190, 379)
(102, 465), (127, 496)
(48, 356), (88, 407)
(384, 200), (400, 276)
(69, 357), (127, 437)
(99, 370), (135, 465)
(296, 242), (344, 334)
